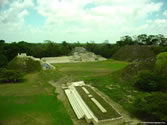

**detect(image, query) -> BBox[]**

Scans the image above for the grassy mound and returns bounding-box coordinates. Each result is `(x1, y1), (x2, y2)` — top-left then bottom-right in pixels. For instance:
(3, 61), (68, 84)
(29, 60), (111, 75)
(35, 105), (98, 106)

(8, 57), (42, 73)
(112, 45), (155, 61)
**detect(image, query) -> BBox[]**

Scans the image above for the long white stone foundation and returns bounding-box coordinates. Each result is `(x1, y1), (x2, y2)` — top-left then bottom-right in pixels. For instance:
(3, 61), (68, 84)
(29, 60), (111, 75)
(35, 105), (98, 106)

(64, 81), (123, 125)
(65, 81), (98, 124)
(65, 89), (84, 119)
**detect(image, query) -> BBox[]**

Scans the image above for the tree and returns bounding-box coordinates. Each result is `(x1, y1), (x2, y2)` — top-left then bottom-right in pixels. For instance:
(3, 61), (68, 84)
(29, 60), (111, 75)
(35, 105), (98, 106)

(0, 68), (23, 83)
(45, 42), (61, 57)
(0, 40), (5, 56)
(134, 70), (167, 91)
(0, 54), (8, 68)
(155, 52), (167, 76)
(61, 41), (72, 55)
(133, 92), (167, 122)
(117, 35), (134, 46)
(134, 70), (159, 91)
(158, 34), (167, 46)
(137, 34), (148, 45)
(17, 41), (32, 55)
(3, 42), (20, 61)
(151, 46), (167, 55)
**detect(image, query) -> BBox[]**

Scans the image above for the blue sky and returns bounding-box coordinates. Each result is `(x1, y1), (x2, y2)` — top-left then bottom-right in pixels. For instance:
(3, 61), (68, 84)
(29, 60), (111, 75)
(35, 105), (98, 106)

(0, 0), (167, 43)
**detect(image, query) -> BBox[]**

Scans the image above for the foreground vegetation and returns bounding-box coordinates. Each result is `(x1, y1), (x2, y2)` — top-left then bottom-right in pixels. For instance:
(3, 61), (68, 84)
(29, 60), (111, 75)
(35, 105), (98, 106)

(54, 57), (167, 123)
(0, 56), (166, 124)
(0, 33), (167, 124)
(0, 71), (73, 125)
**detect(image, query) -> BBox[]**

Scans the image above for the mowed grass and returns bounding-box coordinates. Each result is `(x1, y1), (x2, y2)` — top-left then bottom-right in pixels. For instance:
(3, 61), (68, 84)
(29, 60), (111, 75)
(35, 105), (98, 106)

(0, 59), (134, 125)
(53, 59), (128, 78)
(53, 59), (140, 113)
(0, 70), (73, 125)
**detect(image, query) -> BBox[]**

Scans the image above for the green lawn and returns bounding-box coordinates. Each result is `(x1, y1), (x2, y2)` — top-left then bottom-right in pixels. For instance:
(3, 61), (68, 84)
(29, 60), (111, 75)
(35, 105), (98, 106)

(0, 70), (72, 125)
(54, 59), (142, 113)
(0, 59), (137, 125)
(53, 59), (128, 78)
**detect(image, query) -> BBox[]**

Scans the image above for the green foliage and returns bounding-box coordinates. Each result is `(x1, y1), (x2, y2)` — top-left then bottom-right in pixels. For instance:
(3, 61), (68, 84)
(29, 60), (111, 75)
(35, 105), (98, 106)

(4, 42), (21, 61)
(137, 34), (167, 45)
(151, 46), (167, 55)
(26, 58), (42, 73)
(121, 58), (156, 81)
(155, 52), (167, 76)
(0, 54), (8, 68)
(0, 68), (23, 83)
(116, 35), (135, 46)
(1, 34), (167, 63)
(134, 70), (157, 91)
(133, 92), (167, 122)
(134, 70), (167, 92)
(0, 40), (5, 54)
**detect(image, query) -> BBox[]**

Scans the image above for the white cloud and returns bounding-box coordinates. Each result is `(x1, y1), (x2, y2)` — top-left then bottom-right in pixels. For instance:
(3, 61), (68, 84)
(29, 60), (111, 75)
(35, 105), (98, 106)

(0, 0), (34, 28)
(33, 0), (163, 42)
(0, 0), (8, 7)
(0, 0), (166, 43)
(136, 19), (167, 35)
(0, 0), (35, 42)
(163, 10), (167, 16)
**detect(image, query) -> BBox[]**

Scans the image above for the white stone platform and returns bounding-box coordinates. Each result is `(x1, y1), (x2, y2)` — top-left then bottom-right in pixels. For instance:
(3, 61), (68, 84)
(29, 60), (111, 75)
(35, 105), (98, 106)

(65, 81), (98, 124)
(64, 81), (123, 125)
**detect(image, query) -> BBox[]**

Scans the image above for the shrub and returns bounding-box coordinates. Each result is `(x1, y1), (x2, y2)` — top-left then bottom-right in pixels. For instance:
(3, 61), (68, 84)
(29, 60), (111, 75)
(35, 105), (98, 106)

(0, 54), (8, 68)
(133, 92), (167, 122)
(26, 58), (42, 72)
(0, 68), (23, 83)
(155, 52), (167, 76)
(134, 70), (167, 92)
(134, 70), (158, 91)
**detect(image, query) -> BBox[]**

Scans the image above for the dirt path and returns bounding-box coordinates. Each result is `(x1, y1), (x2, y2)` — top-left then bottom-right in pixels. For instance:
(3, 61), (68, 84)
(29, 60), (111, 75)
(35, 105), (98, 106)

(49, 76), (141, 125)
(49, 76), (90, 125)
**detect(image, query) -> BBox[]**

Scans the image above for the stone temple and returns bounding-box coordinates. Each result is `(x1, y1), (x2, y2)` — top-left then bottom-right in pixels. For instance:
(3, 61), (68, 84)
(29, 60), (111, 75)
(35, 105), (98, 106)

(64, 81), (123, 125)
(72, 47), (106, 62)
(42, 47), (106, 64)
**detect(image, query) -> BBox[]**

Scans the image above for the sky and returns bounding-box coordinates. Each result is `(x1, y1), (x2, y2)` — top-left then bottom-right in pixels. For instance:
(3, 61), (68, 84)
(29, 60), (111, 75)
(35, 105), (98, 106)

(0, 0), (167, 43)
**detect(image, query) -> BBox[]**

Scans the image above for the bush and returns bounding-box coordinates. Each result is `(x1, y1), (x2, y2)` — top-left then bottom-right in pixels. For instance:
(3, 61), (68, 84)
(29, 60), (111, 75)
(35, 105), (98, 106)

(155, 52), (167, 76)
(133, 92), (167, 122)
(26, 58), (42, 72)
(134, 70), (167, 92)
(0, 68), (23, 83)
(151, 46), (167, 55)
(0, 54), (8, 68)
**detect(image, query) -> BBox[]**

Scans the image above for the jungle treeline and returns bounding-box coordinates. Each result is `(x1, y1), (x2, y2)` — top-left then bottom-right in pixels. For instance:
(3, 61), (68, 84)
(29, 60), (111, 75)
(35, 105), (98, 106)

(1, 34), (167, 68)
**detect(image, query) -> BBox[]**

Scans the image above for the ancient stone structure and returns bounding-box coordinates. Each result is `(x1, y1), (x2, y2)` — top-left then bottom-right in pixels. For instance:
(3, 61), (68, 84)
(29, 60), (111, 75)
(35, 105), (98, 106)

(17, 53), (55, 70)
(64, 81), (123, 125)
(42, 47), (106, 64)
(71, 47), (106, 62)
